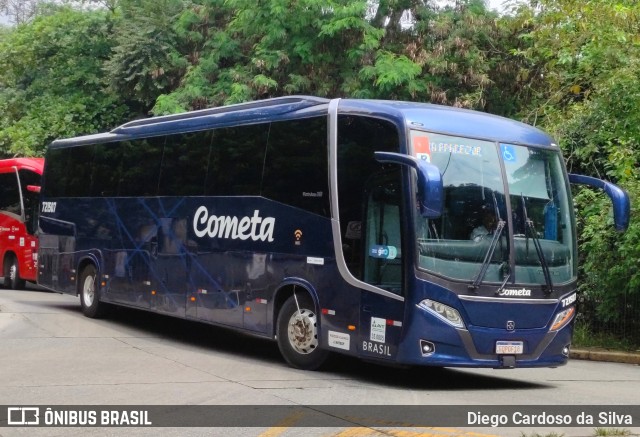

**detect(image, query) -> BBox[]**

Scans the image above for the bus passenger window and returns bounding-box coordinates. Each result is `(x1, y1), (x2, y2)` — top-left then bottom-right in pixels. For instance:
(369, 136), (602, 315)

(205, 125), (267, 196)
(0, 173), (21, 216)
(262, 117), (329, 217)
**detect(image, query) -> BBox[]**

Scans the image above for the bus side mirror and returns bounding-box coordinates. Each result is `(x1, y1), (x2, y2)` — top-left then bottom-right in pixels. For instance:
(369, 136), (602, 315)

(27, 185), (41, 193)
(374, 151), (443, 218)
(568, 174), (630, 232)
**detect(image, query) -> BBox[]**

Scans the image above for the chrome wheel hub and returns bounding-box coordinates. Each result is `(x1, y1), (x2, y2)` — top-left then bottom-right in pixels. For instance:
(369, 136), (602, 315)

(287, 308), (318, 354)
(83, 275), (95, 306)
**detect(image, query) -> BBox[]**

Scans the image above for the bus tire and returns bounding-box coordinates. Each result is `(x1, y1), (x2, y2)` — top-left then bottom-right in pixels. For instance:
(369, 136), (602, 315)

(4, 254), (26, 290)
(276, 294), (328, 370)
(79, 265), (105, 318)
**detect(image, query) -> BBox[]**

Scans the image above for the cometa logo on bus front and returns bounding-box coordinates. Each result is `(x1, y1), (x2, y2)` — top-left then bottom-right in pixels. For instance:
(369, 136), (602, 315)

(498, 288), (532, 297)
(193, 206), (275, 242)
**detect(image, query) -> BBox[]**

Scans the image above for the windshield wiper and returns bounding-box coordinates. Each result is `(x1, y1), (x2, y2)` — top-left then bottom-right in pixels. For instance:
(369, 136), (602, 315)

(469, 192), (508, 290)
(495, 261), (512, 295)
(469, 219), (506, 290)
(521, 194), (554, 295)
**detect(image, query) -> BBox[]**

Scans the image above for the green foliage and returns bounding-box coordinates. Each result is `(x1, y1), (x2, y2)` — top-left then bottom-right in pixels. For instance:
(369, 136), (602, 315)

(150, 0), (387, 110)
(512, 0), (640, 326)
(575, 182), (640, 322)
(0, 6), (128, 157)
(104, 0), (186, 113)
(360, 51), (422, 94)
(151, 0), (508, 111)
(409, 0), (499, 107)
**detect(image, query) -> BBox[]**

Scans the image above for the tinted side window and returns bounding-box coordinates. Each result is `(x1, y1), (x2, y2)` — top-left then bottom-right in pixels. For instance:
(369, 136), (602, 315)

(43, 148), (64, 198)
(337, 115), (401, 283)
(19, 169), (42, 234)
(262, 117), (329, 216)
(337, 116), (401, 226)
(158, 131), (211, 196)
(65, 146), (95, 197)
(118, 136), (165, 196)
(91, 142), (122, 197)
(44, 146), (95, 197)
(205, 124), (268, 196)
(0, 172), (20, 215)
(18, 169), (40, 192)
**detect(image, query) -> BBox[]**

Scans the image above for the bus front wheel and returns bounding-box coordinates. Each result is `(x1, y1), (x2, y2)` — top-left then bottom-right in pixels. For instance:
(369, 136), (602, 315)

(3, 255), (26, 290)
(79, 265), (105, 318)
(276, 294), (328, 370)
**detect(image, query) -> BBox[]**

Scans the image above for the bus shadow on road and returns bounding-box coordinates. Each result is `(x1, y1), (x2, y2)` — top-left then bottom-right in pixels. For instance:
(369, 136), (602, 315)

(80, 304), (549, 392)
(323, 354), (551, 391)
(103, 304), (286, 359)
(24, 287), (549, 392)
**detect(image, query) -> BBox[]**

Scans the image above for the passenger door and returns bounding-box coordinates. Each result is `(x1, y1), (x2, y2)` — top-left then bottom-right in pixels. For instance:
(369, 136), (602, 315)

(359, 171), (406, 361)
(330, 108), (407, 363)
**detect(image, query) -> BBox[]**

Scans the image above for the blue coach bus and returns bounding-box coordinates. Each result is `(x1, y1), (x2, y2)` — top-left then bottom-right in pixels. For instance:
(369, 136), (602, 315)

(37, 96), (629, 370)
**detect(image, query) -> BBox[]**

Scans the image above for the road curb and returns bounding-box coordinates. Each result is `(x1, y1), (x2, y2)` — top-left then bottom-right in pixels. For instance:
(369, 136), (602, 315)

(570, 348), (640, 365)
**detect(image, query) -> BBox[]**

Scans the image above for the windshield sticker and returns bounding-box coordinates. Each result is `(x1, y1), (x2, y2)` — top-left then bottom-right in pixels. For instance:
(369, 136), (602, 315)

(370, 317), (386, 343)
(501, 144), (517, 162)
(345, 221), (361, 240)
(431, 141), (482, 157)
(413, 136), (431, 162)
(369, 245), (397, 259)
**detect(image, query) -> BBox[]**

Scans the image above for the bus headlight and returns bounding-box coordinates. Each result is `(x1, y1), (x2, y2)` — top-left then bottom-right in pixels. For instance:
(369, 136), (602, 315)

(550, 306), (575, 331)
(417, 299), (465, 328)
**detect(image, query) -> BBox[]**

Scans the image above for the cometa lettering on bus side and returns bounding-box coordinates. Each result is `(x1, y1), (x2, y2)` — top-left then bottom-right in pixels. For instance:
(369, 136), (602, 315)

(193, 207), (275, 242)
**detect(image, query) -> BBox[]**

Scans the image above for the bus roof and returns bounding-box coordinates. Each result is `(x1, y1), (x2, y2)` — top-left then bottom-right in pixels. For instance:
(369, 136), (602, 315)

(339, 99), (556, 147)
(0, 157), (45, 174)
(50, 96), (555, 149)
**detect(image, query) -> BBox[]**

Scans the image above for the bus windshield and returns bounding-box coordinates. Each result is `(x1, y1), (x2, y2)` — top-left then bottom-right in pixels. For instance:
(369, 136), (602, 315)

(413, 131), (576, 286)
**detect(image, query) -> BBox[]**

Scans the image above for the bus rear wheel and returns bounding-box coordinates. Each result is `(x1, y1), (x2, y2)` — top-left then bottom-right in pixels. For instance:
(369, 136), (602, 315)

(3, 255), (25, 290)
(276, 294), (328, 370)
(79, 265), (105, 318)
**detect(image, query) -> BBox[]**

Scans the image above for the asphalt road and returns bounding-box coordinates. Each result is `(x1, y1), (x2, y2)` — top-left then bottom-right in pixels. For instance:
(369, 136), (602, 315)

(1, 286), (638, 437)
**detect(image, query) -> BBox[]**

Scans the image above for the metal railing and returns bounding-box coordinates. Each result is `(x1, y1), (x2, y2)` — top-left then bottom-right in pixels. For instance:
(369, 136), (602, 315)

(576, 292), (640, 350)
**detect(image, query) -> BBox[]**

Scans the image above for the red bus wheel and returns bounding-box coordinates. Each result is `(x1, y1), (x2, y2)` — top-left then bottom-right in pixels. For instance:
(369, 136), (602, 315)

(4, 255), (25, 290)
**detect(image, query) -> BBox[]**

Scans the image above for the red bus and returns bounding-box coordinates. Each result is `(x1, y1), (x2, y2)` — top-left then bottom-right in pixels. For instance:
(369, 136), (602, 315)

(0, 158), (44, 289)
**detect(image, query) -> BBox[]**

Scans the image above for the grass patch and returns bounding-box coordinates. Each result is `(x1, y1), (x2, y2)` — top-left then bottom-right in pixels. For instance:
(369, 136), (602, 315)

(593, 428), (631, 436)
(572, 319), (639, 351)
(519, 427), (634, 437)
(520, 433), (564, 437)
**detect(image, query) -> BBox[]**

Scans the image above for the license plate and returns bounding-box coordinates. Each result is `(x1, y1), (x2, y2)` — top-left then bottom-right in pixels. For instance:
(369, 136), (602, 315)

(496, 341), (523, 355)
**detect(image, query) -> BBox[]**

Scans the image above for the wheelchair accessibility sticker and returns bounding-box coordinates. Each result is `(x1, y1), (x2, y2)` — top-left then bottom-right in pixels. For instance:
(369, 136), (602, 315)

(501, 144), (516, 162)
